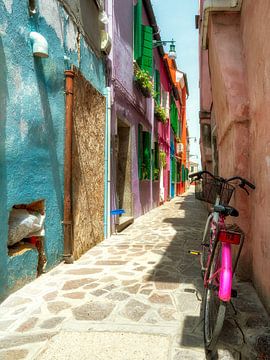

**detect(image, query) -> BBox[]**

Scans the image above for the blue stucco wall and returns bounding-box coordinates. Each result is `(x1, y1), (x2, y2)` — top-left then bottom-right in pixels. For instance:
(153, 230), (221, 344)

(0, 0), (105, 300)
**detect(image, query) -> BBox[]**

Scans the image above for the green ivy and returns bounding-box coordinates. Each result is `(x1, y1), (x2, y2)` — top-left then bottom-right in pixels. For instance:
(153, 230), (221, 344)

(154, 102), (167, 123)
(134, 67), (154, 97)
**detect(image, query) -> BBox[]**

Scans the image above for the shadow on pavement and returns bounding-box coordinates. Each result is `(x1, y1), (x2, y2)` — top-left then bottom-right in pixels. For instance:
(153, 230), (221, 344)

(145, 190), (243, 359)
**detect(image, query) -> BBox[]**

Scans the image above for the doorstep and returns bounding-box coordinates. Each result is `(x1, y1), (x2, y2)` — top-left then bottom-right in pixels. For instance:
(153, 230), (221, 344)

(116, 216), (134, 232)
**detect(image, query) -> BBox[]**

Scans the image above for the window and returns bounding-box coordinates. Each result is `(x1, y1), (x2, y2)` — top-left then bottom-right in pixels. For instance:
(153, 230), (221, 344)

(152, 142), (159, 180)
(170, 98), (179, 135)
(138, 125), (151, 180)
(154, 70), (161, 104)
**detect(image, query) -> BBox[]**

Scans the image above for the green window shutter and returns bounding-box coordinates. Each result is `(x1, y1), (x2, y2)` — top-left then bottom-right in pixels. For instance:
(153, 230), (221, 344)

(138, 124), (143, 180)
(170, 99), (178, 135)
(177, 161), (181, 183)
(171, 157), (176, 183)
(154, 142), (159, 169)
(133, 0), (142, 61)
(181, 164), (185, 182)
(154, 70), (160, 104)
(140, 25), (153, 76)
(142, 131), (151, 179)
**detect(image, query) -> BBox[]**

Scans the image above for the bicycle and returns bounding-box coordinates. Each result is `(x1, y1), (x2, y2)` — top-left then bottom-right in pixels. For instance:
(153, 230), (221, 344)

(188, 170), (255, 354)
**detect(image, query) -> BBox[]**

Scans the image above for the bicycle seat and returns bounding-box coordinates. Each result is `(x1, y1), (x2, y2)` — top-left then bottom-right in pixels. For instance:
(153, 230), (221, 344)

(213, 205), (239, 217)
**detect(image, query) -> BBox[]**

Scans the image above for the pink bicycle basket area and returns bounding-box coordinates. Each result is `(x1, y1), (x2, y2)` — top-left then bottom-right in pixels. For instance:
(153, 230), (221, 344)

(195, 174), (234, 206)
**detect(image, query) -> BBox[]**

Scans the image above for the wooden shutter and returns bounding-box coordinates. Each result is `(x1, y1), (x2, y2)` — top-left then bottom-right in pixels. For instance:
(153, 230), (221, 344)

(170, 99), (179, 135)
(154, 70), (161, 104)
(143, 131), (151, 179)
(133, 0), (142, 61)
(138, 124), (143, 180)
(140, 25), (153, 76)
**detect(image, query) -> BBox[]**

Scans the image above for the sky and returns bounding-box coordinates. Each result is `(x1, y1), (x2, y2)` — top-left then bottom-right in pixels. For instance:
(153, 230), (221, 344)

(151, 0), (200, 163)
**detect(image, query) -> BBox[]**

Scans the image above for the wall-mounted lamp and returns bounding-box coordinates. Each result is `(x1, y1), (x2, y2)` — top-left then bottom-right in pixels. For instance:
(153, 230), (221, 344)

(30, 32), (49, 58)
(153, 39), (177, 60)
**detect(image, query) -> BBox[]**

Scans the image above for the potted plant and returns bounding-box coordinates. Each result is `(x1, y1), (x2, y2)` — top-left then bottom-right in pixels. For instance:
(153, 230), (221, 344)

(153, 168), (160, 181)
(154, 102), (167, 123)
(159, 150), (167, 168)
(134, 65), (154, 98)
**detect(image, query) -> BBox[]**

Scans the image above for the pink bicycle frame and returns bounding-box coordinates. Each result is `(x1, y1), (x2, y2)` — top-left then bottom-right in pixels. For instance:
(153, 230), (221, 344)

(204, 214), (233, 302)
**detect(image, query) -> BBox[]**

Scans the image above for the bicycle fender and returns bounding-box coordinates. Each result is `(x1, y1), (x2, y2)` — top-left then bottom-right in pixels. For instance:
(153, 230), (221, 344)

(219, 243), (232, 302)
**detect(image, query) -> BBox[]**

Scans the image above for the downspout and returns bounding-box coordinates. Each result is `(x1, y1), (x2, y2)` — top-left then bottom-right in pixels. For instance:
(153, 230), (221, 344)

(104, 87), (111, 239)
(202, 0), (243, 50)
(63, 69), (75, 264)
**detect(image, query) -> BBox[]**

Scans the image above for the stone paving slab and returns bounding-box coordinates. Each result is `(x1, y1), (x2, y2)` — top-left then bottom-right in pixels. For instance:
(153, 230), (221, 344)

(0, 188), (269, 359)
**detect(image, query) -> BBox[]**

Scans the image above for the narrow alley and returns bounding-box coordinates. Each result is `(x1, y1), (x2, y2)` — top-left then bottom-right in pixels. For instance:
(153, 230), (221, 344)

(0, 189), (269, 360)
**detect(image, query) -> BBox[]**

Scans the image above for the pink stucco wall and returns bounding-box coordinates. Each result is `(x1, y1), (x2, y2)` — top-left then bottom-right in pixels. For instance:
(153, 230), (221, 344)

(201, 1), (270, 312)
(240, 0), (270, 312)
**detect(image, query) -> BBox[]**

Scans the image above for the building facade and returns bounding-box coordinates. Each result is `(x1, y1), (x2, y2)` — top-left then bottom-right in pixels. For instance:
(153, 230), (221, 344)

(199, 0), (270, 312)
(0, 0), (106, 300)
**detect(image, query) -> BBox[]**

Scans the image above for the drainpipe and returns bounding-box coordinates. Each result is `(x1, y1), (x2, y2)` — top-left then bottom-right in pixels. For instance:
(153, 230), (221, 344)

(202, 0), (243, 50)
(63, 69), (75, 264)
(104, 87), (111, 239)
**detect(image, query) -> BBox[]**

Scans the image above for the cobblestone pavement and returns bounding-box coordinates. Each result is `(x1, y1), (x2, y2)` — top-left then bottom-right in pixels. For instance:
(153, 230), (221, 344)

(0, 188), (269, 359)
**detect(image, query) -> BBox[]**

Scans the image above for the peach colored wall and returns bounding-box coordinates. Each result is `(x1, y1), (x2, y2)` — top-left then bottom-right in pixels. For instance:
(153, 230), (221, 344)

(207, 13), (252, 279)
(240, 0), (270, 312)
(201, 2), (270, 312)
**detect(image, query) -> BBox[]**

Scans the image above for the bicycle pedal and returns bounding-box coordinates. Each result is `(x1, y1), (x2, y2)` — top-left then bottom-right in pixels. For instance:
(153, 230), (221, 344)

(201, 243), (210, 247)
(188, 250), (201, 256)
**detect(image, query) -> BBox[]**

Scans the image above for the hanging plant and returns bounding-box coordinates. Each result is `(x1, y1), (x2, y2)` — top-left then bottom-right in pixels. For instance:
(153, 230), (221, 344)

(153, 168), (159, 181)
(159, 150), (167, 168)
(134, 65), (154, 98)
(154, 102), (167, 123)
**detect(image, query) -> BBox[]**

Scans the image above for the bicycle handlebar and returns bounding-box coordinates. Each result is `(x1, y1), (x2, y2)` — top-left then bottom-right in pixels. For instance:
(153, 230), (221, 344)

(189, 171), (255, 190)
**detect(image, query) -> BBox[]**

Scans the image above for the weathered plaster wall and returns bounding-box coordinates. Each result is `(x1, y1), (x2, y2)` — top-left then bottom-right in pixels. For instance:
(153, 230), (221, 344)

(241, 0), (270, 312)
(208, 13), (251, 278)
(0, 0), (105, 299)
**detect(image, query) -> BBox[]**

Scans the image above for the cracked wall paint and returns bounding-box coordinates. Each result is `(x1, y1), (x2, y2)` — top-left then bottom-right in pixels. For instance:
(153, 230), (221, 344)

(0, 0), (105, 301)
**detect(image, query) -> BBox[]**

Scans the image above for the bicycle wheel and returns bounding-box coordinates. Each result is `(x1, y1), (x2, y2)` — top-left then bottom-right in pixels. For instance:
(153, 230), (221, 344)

(203, 239), (227, 351)
(201, 213), (213, 277)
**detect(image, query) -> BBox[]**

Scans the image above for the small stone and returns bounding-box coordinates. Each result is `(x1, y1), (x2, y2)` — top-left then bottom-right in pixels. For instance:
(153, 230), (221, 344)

(104, 284), (117, 291)
(4, 297), (31, 308)
(72, 301), (114, 321)
(140, 289), (152, 295)
(62, 278), (95, 290)
(39, 317), (65, 329)
(83, 283), (99, 290)
(65, 268), (102, 275)
(47, 301), (71, 314)
(124, 284), (141, 294)
(123, 300), (150, 322)
(155, 282), (178, 290)
(121, 280), (137, 286)
(0, 348), (29, 359)
(148, 293), (172, 305)
(106, 292), (130, 301)
(95, 260), (127, 265)
(0, 320), (14, 331)
(100, 276), (117, 283)
(158, 308), (177, 321)
(63, 292), (85, 299)
(91, 289), (107, 297)
(43, 291), (58, 301)
(16, 317), (38, 332)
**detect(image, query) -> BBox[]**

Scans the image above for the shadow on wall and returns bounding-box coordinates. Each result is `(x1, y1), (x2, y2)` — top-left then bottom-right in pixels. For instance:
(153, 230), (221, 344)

(33, 58), (63, 214)
(0, 37), (8, 300)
